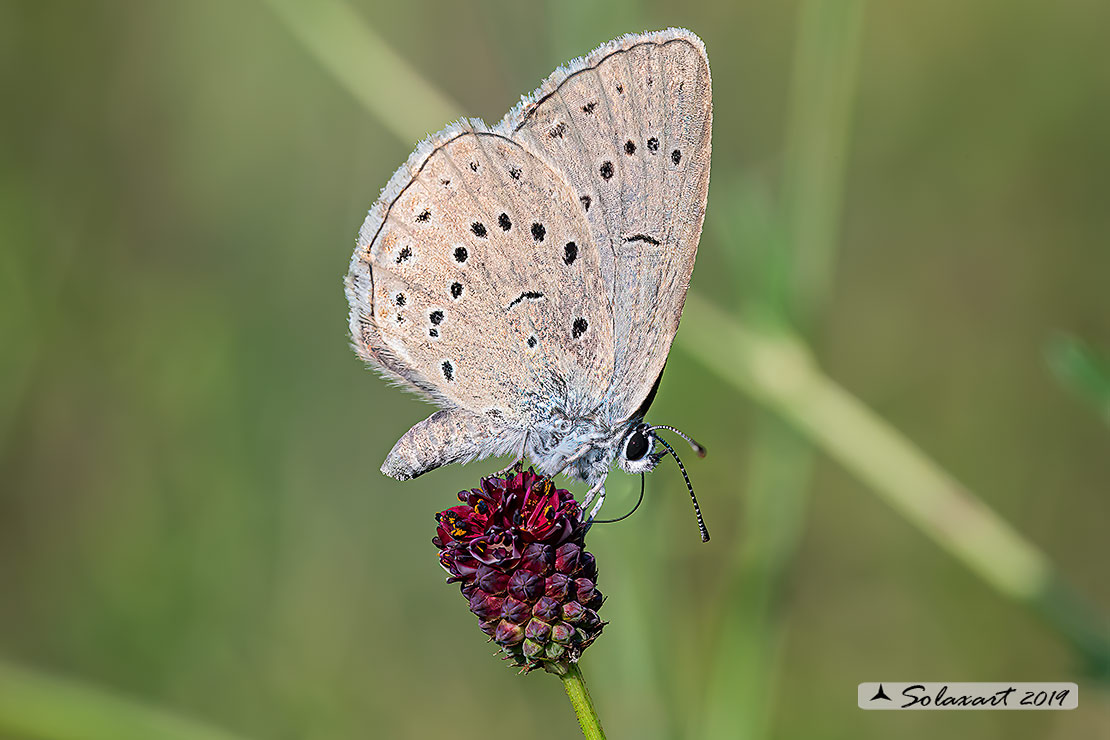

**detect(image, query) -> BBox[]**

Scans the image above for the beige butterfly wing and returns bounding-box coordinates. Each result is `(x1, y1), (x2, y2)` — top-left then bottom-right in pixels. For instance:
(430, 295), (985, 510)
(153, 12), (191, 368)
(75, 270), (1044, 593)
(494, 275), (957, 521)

(346, 120), (615, 476)
(500, 28), (712, 422)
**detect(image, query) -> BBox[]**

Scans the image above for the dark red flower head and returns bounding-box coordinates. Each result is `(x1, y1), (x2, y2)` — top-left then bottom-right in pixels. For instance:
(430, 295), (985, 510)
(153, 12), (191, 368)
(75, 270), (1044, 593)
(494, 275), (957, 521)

(433, 466), (605, 672)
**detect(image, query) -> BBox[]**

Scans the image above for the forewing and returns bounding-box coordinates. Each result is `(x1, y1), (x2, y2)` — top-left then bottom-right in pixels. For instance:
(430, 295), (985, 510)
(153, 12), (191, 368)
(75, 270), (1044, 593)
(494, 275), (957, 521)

(501, 29), (712, 421)
(346, 121), (614, 426)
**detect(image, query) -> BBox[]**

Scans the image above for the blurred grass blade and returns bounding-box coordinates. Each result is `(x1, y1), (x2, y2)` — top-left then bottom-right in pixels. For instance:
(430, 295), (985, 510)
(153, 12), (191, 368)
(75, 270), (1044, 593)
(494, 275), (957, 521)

(702, 3), (865, 739)
(679, 295), (1110, 674)
(0, 660), (250, 740)
(702, 414), (812, 740)
(1046, 333), (1110, 426)
(261, 0), (461, 142)
(779, 0), (865, 329)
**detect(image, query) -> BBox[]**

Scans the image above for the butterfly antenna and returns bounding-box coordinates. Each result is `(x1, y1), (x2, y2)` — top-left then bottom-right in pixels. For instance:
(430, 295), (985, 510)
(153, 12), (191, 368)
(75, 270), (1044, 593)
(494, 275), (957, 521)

(593, 473), (646, 524)
(655, 436), (710, 543)
(647, 425), (707, 457)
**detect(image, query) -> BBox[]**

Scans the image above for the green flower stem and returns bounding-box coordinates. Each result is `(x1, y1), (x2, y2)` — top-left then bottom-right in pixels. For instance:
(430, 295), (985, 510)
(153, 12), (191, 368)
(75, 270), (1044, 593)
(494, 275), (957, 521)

(559, 663), (607, 740)
(0, 660), (249, 740)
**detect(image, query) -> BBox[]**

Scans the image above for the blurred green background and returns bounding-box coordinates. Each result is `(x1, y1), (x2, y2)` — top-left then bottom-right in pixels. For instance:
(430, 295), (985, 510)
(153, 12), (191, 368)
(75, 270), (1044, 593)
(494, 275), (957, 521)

(2, 1), (1108, 738)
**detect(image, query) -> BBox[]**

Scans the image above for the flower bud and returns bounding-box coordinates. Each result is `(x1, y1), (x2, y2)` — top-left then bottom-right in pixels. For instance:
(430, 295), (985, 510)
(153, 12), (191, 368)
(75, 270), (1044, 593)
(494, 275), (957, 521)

(434, 467), (605, 672)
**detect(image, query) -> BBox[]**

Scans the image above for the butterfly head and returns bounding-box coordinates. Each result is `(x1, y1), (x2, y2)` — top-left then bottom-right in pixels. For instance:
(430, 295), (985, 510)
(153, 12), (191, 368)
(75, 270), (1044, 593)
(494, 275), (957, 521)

(616, 424), (661, 474)
(611, 422), (710, 541)
(617, 423), (706, 474)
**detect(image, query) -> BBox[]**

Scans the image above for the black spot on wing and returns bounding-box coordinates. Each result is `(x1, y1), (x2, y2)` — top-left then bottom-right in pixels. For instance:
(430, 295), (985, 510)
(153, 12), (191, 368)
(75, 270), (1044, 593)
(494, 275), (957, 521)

(506, 291), (545, 310)
(563, 242), (577, 265)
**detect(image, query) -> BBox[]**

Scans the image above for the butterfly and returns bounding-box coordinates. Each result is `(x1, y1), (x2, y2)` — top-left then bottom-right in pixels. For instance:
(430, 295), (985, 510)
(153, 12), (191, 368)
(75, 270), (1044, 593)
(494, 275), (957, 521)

(345, 29), (712, 537)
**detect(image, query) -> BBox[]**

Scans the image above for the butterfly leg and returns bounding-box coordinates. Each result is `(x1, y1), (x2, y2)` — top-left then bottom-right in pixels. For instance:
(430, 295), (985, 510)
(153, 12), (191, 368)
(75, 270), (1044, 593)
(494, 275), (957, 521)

(492, 431), (531, 477)
(580, 477), (606, 519)
(493, 460), (522, 477)
(551, 439), (596, 480)
(586, 485), (607, 522)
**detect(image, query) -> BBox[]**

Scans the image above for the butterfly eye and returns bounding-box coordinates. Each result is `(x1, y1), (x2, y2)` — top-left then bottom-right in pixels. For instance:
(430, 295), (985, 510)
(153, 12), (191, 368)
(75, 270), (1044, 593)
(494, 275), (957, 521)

(624, 430), (650, 462)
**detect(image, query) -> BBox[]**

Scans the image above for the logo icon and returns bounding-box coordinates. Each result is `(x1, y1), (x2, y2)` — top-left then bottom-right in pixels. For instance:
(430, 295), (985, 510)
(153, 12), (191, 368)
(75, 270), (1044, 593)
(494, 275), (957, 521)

(870, 684), (892, 702)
